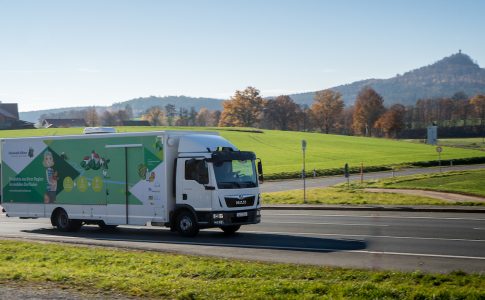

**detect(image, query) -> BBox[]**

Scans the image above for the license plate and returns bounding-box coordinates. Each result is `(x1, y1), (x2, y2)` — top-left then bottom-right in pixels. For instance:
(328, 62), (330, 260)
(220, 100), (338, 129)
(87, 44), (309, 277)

(236, 212), (248, 217)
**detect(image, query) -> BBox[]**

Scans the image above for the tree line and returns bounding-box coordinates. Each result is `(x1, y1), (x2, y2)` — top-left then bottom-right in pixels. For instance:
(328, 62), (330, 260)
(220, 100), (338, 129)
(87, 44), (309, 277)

(39, 86), (485, 138)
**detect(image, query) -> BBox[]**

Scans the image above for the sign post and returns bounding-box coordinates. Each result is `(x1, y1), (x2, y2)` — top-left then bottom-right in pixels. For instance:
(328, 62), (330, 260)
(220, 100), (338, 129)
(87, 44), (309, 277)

(302, 140), (307, 204)
(344, 163), (350, 187)
(436, 146), (443, 172)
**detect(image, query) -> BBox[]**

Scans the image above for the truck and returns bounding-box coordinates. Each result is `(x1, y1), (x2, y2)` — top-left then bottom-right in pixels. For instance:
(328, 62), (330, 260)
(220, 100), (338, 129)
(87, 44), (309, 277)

(0, 130), (263, 237)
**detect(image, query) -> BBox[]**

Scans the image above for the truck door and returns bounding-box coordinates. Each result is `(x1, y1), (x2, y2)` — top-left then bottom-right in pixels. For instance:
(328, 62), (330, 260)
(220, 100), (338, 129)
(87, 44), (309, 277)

(176, 158), (212, 211)
(105, 144), (147, 225)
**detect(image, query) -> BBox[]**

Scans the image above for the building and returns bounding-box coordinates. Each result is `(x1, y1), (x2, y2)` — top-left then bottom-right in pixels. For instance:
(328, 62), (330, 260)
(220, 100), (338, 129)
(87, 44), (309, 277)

(121, 120), (151, 126)
(42, 118), (87, 128)
(0, 103), (35, 130)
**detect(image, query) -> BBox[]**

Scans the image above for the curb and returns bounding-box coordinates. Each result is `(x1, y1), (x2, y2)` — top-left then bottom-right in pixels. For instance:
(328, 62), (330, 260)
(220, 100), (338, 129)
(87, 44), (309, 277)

(262, 205), (485, 213)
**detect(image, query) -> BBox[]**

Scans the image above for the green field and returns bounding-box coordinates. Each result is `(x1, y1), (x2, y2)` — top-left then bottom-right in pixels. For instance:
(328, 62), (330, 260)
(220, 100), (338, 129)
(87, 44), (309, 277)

(262, 186), (485, 206)
(2, 127), (485, 177)
(365, 170), (485, 198)
(1, 240), (483, 299)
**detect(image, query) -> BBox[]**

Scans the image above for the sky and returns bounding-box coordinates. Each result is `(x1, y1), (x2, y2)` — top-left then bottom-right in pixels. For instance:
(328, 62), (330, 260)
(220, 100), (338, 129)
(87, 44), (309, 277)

(0, 0), (484, 112)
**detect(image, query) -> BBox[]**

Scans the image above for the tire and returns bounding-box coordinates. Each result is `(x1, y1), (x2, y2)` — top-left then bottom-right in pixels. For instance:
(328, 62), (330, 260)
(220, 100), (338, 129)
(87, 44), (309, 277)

(220, 225), (241, 235)
(176, 211), (199, 237)
(53, 209), (82, 232)
(98, 221), (118, 230)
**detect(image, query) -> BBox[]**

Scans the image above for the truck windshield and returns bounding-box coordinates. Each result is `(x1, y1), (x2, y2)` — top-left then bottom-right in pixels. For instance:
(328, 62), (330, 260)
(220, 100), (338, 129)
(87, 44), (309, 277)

(213, 160), (258, 189)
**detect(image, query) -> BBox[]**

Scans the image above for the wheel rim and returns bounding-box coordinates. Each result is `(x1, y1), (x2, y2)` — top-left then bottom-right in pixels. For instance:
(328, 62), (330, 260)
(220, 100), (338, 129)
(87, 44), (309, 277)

(58, 212), (68, 228)
(179, 216), (192, 231)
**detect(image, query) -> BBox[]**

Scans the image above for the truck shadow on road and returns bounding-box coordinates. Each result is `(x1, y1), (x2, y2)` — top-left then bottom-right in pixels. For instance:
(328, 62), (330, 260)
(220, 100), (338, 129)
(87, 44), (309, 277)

(23, 226), (367, 253)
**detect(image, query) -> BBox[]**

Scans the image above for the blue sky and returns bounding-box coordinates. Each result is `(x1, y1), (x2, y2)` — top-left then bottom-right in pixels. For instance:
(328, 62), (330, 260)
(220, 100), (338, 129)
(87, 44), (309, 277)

(1, 0), (484, 112)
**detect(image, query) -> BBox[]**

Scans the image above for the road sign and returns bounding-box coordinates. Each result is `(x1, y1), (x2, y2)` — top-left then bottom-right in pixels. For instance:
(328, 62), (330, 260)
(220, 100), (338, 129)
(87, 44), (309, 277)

(436, 146), (442, 153)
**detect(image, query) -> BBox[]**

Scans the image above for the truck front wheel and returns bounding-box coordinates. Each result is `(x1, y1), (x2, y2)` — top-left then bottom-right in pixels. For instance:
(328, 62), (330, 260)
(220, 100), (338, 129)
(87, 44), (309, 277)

(53, 209), (82, 232)
(176, 211), (199, 237)
(220, 225), (241, 235)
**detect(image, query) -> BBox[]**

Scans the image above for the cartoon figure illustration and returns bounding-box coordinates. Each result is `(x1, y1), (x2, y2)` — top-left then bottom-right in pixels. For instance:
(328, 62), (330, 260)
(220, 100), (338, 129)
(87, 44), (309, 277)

(43, 151), (58, 203)
(149, 172), (156, 182)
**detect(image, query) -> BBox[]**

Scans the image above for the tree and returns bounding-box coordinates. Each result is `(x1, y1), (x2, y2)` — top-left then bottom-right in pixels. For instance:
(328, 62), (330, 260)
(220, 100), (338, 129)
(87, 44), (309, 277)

(175, 108), (189, 126)
(85, 107), (99, 127)
(311, 89), (344, 134)
(219, 86), (265, 127)
(101, 111), (117, 126)
(210, 110), (221, 127)
(374, 104), (406, 138)
(352, 87), (385, 136)
(196, 108), (211, 126)
(164, 104), (176, 126)
(470, 94), (485, 142)
(142, 106), (164, 126)
(263, 95), (301, 130)
(114, 109), (130, 125)
(124, 104), (134, 119)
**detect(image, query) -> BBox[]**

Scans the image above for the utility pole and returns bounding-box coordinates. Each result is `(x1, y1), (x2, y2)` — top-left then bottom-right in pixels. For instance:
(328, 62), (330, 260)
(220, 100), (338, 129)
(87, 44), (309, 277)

(302, 140), (307, 204)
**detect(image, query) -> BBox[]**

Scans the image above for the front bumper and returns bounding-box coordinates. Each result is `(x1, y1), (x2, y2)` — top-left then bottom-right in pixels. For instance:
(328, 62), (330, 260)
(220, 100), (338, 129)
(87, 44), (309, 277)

(197, 208), (261, 227)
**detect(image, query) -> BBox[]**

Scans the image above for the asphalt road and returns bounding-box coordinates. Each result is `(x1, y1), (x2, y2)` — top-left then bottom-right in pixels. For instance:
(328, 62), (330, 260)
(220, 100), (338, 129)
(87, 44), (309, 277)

(261, 164), (485, 193)
(1, 209), (484, 273)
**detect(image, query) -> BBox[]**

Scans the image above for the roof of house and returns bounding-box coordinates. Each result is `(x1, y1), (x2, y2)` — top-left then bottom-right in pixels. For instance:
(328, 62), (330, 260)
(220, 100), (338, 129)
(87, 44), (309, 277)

(43, 118), (87, 128)
(122, 120), (151, 126)
(0, 103), (19, 119)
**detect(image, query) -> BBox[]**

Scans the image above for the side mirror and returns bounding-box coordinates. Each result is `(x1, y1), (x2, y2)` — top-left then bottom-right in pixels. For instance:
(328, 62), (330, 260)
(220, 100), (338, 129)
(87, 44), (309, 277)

(257, 159), (264, 183)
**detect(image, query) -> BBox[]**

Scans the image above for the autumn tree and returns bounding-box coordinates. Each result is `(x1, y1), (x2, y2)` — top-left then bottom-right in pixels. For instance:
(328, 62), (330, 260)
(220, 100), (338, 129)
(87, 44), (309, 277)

(311, 89), (344, 134)
(142, 106), (164, 126)
(195, 108), (211, 126)
(210, 110), (221, 127)
(85, 107), (99, 126)
(219, 86), (265, 127)
(471, 94), (485, 142)
(352, 87), (385, 136)
(263, 95), (301, 130)
(374, 104), (406, 138)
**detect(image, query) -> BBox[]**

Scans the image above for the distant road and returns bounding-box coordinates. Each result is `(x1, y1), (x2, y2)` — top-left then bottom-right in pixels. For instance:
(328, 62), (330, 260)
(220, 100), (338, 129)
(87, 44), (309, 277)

(1, 209), (484, 273)
(261, 164), (485, 193)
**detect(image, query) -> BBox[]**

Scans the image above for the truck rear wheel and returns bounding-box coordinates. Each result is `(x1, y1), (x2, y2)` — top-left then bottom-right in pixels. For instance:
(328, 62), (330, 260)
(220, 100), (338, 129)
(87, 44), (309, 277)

(220, 225), (241, 235)
(176, 211), (199, 237)
(53, 209), (82, 232)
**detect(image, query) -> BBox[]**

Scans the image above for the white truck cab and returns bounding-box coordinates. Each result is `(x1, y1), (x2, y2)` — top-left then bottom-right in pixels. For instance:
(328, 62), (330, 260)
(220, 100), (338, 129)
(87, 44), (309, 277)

(173, 134), (262, 236)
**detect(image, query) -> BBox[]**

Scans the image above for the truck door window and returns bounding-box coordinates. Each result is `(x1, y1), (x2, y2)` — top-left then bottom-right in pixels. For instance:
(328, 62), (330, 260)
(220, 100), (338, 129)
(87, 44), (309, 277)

(185, 159), (209, 184)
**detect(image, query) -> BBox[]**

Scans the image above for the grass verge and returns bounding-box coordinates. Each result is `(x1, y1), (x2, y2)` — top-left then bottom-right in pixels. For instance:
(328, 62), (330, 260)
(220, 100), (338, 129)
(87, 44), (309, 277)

(1, 240), (484, 299)
(262, 186), (485, 206)
(363, 169), (485, 198)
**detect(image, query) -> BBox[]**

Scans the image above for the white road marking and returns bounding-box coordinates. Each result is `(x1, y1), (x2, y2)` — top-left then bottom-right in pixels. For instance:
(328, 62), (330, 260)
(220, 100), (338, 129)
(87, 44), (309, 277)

(473, 228), (485, 230)
(239, 229), (485, 243)
(263, 213), (485, 221)
(263, 221), (389, 227)
(10, 234), (484, 261)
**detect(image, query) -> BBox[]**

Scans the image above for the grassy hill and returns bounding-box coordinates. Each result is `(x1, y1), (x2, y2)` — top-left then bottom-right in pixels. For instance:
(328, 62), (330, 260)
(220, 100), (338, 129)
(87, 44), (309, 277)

(1, 127), (485, 178)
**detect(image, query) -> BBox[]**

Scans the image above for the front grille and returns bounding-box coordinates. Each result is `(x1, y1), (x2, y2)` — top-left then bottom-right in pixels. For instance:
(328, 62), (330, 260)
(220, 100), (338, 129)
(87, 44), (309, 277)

(225, 195), (255, 207)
